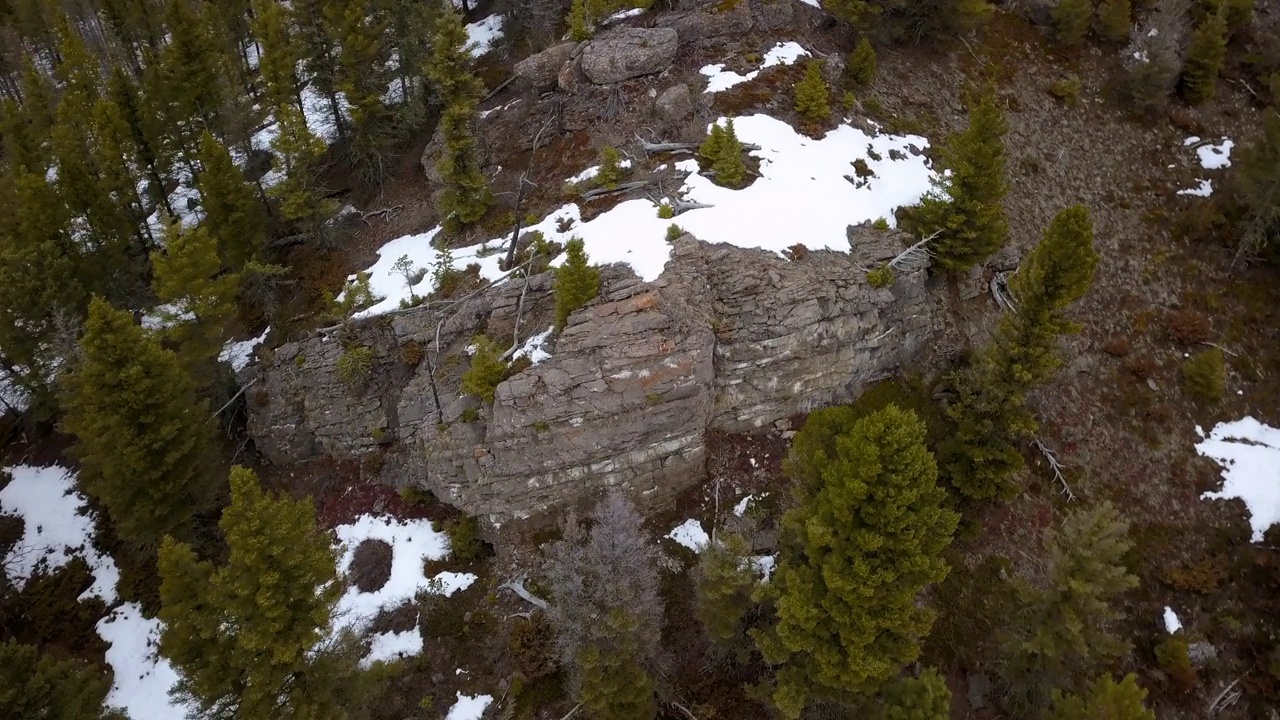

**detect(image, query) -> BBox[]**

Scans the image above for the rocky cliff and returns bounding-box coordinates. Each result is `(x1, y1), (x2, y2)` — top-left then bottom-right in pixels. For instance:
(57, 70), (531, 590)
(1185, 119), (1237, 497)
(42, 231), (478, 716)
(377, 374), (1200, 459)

(243, 231), (948, 527)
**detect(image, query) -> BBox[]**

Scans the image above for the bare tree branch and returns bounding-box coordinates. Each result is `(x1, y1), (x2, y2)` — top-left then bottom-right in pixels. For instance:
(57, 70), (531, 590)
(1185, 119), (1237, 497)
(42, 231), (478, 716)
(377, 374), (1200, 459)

(500, 579), (549, 610)
(579, 180), (649, 200)
(888, 230), (939, 272)
(1033, 439), (1076, 502)
(991, 271), (1016, 313)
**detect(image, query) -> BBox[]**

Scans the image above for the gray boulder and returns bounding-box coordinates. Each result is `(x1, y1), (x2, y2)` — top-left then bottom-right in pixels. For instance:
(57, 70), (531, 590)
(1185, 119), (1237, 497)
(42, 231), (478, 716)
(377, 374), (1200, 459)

(580, 27), (679, 85)
(655, 84), (693, 121)
(514, 42), (579, 91)
(753, 0), (798, 31)
(656, 2), (753, 41)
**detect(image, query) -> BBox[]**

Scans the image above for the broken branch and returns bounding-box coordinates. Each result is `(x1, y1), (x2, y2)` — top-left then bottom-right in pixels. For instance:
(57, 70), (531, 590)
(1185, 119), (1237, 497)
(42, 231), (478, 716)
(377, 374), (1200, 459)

(1033, 438), (1075, 502)
(500, 579), (549, 610)
(579, 180), (648, 200)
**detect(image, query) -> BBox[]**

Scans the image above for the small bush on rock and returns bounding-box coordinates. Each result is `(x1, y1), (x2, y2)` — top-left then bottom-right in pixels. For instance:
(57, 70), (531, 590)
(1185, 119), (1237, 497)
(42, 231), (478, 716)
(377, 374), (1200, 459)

(337, 346), (375, 389)
(1181, 347), (1225, 403)
(596, 146), (627, 189)
(666, 224), (685, 242)
(867, 265), (895, 288)
(461, 336), (507, 403)
(444, 516), (493, 565)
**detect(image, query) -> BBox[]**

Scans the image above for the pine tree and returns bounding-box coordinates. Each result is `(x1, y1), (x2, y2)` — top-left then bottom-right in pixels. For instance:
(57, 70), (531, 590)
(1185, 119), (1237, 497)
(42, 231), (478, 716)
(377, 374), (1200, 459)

(1095, 0), (1131, 42)
(826, 0), (880, 26)
(460, 335), (507, 403)
(292, 0), (345, 138)
(1223, 0), (1255, 37)
(61, 297), (214, 547)
(921, 85), (1009, 271)
(554, 238), (601, 330)
(569, 0), (591, 41)
(576, 612), (657, 720)
(794, 60), (831, 125)
(693, 533), (757, 654)
(379, 0), (441, 115)
(699, 123), (726, 164)
(109, 65), (175, 218)
(1052, 0), (1094, 46)
(597, 145), (627, 189)
(1182, 8), (1228, 104)
(152, 223), (239, 372)
(941, 206), (1097, 500)
(848, 37), (878, 87)
(881, 669), (952, 720)
(1051, 674), (1154, 720)
(427, 7), (491, 230)
(195, 130), (267, 270)
(1000, 503), (1138, 711)
(0, 59), (55, 173)
(91, 94), (152, 253)
(711, 119), (747, 188)
(159, 466), (352, 720)
(757, 405), (959, 718)
(269, 103), (336, 230)
(1235, 110), (1280, 258)
(326, 0), (391, 177)
(0, 641), (118, 720)
(252, 0), (305, 114)
(160, 0), (232, 146)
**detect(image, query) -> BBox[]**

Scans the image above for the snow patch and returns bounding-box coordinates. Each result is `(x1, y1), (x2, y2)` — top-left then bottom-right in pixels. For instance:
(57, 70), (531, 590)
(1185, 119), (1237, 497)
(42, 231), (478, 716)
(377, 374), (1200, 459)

(1163, 606), (1182, 634)
(733, 495), (754, 516)
(700, 41), (810, 94)
(0, 465), (119, 604)
(667, 519), (710, 551)
(1195, 138), (1234, 169)
(752, 555), (776, 581)
(445, 693), (494, 720)
(515, 327), (556, 365)
(97, 603), (191, 720)
(365, 628), (424, 666)
(1196, 417), (1280, 542)
(1177, 179), (1213, 197)
(466, 15), (504, 58)
(566, 159), (633, 185)
(218, 327), (270, 372)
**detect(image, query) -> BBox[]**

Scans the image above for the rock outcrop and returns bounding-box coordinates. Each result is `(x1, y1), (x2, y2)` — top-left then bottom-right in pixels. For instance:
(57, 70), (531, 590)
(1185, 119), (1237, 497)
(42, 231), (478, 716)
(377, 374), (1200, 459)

(244, 235), (947, 528)
(580, 27), (679, 85)
(657, 0), (754, 41)
(655, 83), (694, 121)
(514, 41), (579, 91)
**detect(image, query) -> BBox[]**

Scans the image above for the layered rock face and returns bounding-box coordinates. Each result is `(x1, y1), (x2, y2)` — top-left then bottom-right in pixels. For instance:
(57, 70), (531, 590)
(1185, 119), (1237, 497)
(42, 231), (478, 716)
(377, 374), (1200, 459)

(244, 235), (946, 526)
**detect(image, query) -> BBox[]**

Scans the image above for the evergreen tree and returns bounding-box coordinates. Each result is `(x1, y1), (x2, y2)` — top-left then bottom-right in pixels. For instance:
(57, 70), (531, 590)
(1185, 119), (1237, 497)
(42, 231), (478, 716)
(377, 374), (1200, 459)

(693, 533), (757, 654)
(919, 85), (1009, 271)
(941, 206), (1097, 500)
(160, 0), (231, 146)
(1182, 7), (1228, 104)
(576, 611), (658, 720)
(109, 65), (175, 217)
(1000, 503), (1138, 711)
(195, 130), (267, 270)
(0, 58), (55, 173)
(569, 0), (591, 41)
(159, 466), (355, 720)
(326, 0), (391, 178)
(268, 103), (336, 231)
(252, 0), (305, 114)
(597, 145), (626, 189)
(61, 297), (214, 547)
(554, 238), (601, 330)
(880, 669), (952, 720)
(699, 123), (726, 164)
(91, 94), (153, 253)
(1234, 109), (1280, 258)
(379, 0), (440, 115)
(460, 335), (507, 403)
(292, 0), (345, 138)
(826, 0), (880, 26)
(848, 37), (878, 88)
(1096, 0), (1131, 42)
(711, 119), (747, 188)
(151, 222), (239, 372)
(1052, 0), (1094, 46)
(0, 641), (118, 720)
(427, 6), (491, 230)
(757, 406), (959, 718)
(794, 60), (831, 125)
(1050, 674), (1154, 720)
(1223, 0), (1254, 37)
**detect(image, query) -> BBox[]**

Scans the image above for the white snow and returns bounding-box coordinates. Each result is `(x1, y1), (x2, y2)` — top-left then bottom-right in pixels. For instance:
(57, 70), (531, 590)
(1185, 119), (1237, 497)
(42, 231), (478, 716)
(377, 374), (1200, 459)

(218, 328), (270, 372)
(445, 693), (494, 720)
(604, 7), (647, 23)
(0, 465), (119, 604)
(347, 113), (934, 317)
(466, 15), (504, 58)
(365, 628), (424, 666)
(1163, 606), (1182, 634)
(333, 514), (477, 662)
(566, 158), (634, 185)
(700, 41), (810, 94)
(1195, 138), (1234, 169)
(752, 555), (776, 581)
(515, 326), (555, 364)
(733, 495), (754, 516)
(301, 81), (350, 145)
(1183, 136), (1201, 146)
(1197, 417), (1280, 542)
(1177, 179), (1213, 197)
(97, 603), (191, 720)
(667, 519), (710, 551)
(140, 303), (197, 331)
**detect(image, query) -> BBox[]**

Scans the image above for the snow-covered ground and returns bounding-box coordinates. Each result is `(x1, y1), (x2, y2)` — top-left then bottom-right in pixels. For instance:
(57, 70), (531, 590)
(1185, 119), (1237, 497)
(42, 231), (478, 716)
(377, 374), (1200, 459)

(701, 41), (810, 94)
(345, 113), (934, 317)
(1163, 606), (1182, 633)
(667, 519), (710, 551)
(566, 158), (634, 185)
(465, 15), (504, 58)
(332, 514), (477, 665)
(218, 328), (270, 372)
(515, 327), (555, 364)
(1196, 418), (1280, 542)
(445, 693), (494, 720)
(1177, 135), (1233, 197)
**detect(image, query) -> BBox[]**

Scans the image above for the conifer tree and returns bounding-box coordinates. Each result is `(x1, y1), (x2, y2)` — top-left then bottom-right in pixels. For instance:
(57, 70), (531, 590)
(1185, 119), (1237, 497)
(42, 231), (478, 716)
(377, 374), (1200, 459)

(699, 123), (726, 164)
(711, 119), (747, 188)
(159, 466), (357, 720)
(757, 405), (959, 718)
(195, 130), (267, 270)
(427, 6), (491, 230)
(569, 0), (591, 41)
(0, 59), (55, 173)
(1235, 109), (1280, 258)
(1000, 503), (1138, 711)
(152, 223), (239, 372)
(379, 0), (440, 114)
(269, 103), (337, 233)
(826, 0), (880, 26)
(326, 0), (391, 176)
(460, 335), (507, 403)
(160, 0), (231, 146)
(0, 641), (118, 720)
(554, 238), (601, 330)
(252, 0), (305, 114)
(794, 60), (831, 125)
(91, 94), (153, 252)
(938, 356), (1033, 501)
(880, 669), (952, 720)
(919, 85), (1009, 271)
(597, 145), (626, 189)
(694, 533), (757, 654)
(1052, 0), (1093, 46)
(292, 0), (345, 138)
(1182, 7), (1228, 104)
(1223, 0), (1254, 37)
(848, 37), (878, 87)
(576, 612), (657, 720)
(1050, 674), (1155, 720)
(62, 297), (214, 547)
(1096, 0), (1132, 42)
(109, 65), (175, 217)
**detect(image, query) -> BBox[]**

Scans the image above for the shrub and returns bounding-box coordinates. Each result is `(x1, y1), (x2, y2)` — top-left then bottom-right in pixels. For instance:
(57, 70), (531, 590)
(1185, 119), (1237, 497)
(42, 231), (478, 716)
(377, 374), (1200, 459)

(554, 238), (601, 330)
(1096, 0), (1132, 42)
(873, 217), (891, 231)
(1052, 0), (1093, 46)
(1182, 10), (1227, 104)
(656, 202), (675, 219)
(508, 615), (557, 680)
(444, 516), (493, 565)
(1167, 308), (1212, 344)
(461, 336), (507, 403)
(1050, 75), (1083, 105)
(1163, 555), (1227, 594)
(701, 119), (747, 188)
(1155, 636), (1198, 687)
(666, 224), (685, 242)
(336, 346), (375, 389)
(400, 340), (425, 367)
(1102, 336), (1132, 356)
(1181, 347), (1226, 403)
(596, 146), (627, 189)
(867, 265), (895, 288)
(399, 485), (438, 507)
(847, 37), (877, 87)
(794, 60), (831, 124)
